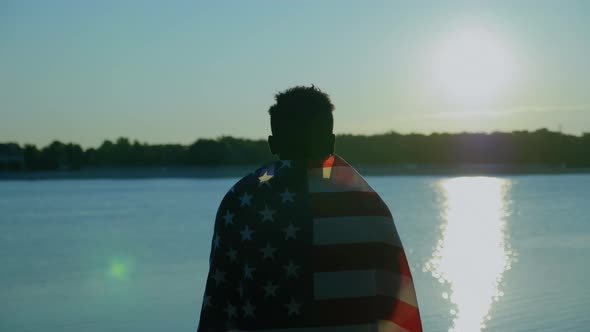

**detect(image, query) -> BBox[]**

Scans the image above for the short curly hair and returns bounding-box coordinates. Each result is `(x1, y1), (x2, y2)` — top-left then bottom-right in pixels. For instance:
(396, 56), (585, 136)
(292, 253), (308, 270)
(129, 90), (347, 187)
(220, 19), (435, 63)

(268, 85), (334, 157)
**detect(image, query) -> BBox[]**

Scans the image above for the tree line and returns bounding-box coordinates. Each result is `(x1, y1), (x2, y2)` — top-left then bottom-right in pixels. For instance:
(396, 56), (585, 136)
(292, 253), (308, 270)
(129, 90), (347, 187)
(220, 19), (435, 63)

(1, 129), (589, 171)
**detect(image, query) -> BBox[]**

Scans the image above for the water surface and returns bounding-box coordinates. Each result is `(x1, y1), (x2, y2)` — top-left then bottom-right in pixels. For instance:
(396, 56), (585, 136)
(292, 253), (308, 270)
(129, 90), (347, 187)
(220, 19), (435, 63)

(1, 175), (589, 331)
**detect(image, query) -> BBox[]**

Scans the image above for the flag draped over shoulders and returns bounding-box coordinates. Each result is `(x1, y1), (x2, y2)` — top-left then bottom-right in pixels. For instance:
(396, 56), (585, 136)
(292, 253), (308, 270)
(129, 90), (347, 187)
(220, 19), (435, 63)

(198, 154), (422, 332)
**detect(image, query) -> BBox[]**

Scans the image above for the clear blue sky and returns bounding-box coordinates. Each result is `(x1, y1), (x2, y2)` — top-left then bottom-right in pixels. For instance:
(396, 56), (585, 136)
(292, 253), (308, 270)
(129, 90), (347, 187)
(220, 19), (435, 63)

(1, 0), (589, 147)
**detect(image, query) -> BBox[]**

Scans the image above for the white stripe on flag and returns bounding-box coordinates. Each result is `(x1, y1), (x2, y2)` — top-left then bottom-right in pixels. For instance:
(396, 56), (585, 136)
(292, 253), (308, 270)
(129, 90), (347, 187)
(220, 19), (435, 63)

(235, 324), (379, 332)
(313, 216), (402, 247)
(234, 321), (409, 332)
(308, 167), (373, 193)
(313, 270), (418, 306)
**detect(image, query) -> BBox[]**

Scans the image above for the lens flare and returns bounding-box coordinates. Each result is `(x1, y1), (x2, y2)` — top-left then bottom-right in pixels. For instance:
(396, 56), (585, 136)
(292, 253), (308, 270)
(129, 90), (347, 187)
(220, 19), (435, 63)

(108, 258), (133, 281)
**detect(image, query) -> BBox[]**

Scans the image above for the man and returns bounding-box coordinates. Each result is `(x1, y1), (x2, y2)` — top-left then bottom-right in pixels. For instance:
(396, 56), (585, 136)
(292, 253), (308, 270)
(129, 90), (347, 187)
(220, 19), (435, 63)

(197, 86), (422, 332)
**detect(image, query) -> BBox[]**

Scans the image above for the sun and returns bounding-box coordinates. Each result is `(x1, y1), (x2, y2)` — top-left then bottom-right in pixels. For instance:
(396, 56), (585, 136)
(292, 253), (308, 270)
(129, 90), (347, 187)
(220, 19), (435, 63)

(429, 23), (517, 106)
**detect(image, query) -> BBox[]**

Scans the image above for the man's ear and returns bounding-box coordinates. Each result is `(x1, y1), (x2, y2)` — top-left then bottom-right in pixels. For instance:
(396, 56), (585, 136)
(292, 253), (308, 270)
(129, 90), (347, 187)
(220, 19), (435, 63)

(268, 135), (278, 155)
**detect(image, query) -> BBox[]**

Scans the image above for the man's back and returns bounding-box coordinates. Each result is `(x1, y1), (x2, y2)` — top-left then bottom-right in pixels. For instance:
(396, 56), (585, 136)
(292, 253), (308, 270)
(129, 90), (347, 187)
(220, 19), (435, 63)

(197, 154), (421, 331)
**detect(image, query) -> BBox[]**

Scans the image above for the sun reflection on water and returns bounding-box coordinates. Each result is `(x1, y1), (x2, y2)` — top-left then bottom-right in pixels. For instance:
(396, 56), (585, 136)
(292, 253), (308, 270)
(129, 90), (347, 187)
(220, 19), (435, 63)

(425, 177), (514, 332)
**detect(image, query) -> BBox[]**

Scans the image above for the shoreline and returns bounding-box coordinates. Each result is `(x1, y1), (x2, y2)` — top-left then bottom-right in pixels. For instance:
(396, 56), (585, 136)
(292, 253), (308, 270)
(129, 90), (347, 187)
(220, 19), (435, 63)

(1, 164), (589, 180)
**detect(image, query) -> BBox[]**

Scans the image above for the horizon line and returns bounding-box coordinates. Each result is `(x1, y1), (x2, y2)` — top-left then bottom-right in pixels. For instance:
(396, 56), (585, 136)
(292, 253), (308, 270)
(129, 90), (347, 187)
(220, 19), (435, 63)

(3, 127), (588, 149)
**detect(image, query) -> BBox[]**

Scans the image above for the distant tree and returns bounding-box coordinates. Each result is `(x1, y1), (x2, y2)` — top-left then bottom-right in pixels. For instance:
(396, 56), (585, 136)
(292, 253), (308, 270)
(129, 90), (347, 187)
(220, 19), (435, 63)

(188, 139), (228, 165)
(23, 144), (40, 170)
(4, 130), (590, 171)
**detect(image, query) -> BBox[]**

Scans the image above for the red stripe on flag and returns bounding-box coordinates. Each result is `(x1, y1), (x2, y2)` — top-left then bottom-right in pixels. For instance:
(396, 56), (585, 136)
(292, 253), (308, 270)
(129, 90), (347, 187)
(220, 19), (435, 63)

(386, 298), (423, 332)
(307, 155), (350, 169)
(310, 192), (391, 218)
(399, 250), (412, 278)
(293, 296), (421, 330)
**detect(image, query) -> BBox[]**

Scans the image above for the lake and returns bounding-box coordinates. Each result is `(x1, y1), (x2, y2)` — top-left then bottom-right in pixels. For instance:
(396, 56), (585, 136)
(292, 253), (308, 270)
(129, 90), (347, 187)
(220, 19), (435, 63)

(1, 175), (589, 331)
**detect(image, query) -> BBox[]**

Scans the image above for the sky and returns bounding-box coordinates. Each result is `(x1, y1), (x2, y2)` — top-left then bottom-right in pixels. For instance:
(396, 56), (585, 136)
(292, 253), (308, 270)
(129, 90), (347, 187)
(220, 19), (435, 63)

(1, 0), (589, 147)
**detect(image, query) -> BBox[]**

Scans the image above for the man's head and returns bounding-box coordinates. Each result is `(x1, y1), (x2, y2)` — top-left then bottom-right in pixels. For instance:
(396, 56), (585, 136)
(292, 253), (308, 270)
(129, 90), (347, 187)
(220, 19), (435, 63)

(267, 85), (335, 160)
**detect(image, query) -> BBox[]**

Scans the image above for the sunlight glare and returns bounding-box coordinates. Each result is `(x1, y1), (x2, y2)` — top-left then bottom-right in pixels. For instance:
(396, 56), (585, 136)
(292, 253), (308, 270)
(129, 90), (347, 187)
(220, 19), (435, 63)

(425, 177), (514, 332)
(430, 24), (517, 106)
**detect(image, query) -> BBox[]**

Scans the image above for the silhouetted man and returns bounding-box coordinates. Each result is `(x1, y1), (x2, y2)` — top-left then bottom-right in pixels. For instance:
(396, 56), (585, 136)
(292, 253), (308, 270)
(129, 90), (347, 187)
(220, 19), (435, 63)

(197, 86), (422, 332)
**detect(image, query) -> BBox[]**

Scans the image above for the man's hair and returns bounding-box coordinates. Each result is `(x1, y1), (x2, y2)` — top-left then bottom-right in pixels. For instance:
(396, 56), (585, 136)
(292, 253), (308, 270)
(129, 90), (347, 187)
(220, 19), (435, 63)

(268, 85), (334, 157)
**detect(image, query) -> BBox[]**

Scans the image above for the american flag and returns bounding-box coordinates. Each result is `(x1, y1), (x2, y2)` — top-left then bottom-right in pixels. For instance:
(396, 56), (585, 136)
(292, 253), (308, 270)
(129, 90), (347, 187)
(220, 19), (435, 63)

(197, 154), (422, 332)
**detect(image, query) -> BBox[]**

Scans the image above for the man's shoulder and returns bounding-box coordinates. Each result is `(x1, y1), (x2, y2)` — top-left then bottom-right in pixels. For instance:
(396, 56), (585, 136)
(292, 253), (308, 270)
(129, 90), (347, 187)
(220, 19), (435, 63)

(221, 160), (278, 198)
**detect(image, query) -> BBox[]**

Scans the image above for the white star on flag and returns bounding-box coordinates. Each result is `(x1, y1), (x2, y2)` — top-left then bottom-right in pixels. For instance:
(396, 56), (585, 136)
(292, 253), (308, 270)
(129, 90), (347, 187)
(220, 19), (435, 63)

(258, 205), (276, 222)
(226, 247), (237, 261)
(224, 303), (238, 318)
(283, 222), (300, 240)
(258, 171), (273, 187)
(240, 225), (254, 241)
(239, 192), (252, 207)
(283, 260), (299, 278)
(285, 298), (301, 316)
(243, 300), (256, 318)
(262, 280), (278, 297)
(244, 263), (255, 280)
(223, 210), (234, 226)
(259, 242), (277, 259)
(280, 188), (296, 203)
(210, 269), (226, 285)
(213, 234), (221, 249)
(202, 294), (211, 308)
